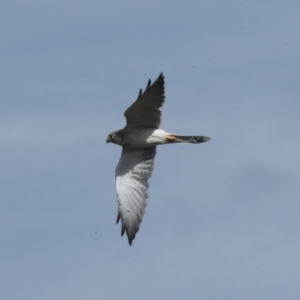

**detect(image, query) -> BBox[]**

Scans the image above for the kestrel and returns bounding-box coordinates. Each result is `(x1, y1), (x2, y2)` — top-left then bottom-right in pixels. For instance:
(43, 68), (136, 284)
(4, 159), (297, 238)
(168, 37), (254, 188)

(106, 73), (210, 245)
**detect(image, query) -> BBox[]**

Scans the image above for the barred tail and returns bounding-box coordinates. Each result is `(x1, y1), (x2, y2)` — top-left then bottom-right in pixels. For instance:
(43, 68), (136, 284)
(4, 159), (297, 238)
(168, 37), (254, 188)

(166, 134), (211, 144)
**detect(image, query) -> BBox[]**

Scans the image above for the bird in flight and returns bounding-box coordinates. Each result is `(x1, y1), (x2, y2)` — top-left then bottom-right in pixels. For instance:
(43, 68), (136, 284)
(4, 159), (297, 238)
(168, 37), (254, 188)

(106, 73), (210, 245)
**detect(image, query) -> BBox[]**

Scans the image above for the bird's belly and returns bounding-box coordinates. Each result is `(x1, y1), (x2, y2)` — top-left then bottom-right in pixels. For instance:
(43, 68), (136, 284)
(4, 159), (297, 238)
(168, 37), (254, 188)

(125, 129), (169, 148)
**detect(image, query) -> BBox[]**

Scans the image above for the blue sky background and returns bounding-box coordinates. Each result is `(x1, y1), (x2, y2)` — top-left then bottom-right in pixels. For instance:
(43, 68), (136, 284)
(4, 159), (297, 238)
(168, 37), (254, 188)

(1, 1), (300, 299)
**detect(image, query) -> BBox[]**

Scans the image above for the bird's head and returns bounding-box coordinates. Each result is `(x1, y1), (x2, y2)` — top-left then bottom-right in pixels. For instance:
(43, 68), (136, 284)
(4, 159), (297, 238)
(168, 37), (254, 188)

(106, 130), (123, 146)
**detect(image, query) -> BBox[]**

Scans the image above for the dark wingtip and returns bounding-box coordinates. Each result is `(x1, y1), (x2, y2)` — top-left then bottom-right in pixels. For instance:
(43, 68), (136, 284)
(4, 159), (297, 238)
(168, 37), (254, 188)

(126, 229), (135, 246)
(135, 72), (165, 103)
(149, 72), (164, 87)
(116, 212), (120, 224)
(121, 227), (126, 236)
(146, 79), (151, 89)
(138, 88), (142, 97)
(157, 72), (165, 90)
(157, 72), (164, 83)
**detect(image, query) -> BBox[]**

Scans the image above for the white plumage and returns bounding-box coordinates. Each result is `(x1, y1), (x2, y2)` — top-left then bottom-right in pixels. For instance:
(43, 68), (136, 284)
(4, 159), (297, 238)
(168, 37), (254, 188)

(115, 147), (156, 244)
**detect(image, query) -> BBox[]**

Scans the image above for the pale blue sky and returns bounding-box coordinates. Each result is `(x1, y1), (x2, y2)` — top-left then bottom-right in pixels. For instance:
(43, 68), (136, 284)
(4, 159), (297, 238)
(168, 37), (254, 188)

(1, 1), (300, 299)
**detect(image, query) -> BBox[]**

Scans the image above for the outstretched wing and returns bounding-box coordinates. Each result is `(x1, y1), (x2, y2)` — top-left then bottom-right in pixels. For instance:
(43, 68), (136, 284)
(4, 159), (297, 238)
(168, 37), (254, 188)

(124, 73), (165, 129)
(115, 147), (156, 245)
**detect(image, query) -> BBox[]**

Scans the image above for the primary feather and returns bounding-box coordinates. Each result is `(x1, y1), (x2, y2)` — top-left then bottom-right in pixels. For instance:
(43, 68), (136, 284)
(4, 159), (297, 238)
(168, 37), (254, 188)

(115, 147), (156, 245)
(124, 73), (165, 129)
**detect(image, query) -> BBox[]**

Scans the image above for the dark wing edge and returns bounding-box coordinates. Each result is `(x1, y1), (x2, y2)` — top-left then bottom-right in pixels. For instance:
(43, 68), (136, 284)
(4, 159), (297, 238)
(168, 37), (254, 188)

(124, 73), (165, 128)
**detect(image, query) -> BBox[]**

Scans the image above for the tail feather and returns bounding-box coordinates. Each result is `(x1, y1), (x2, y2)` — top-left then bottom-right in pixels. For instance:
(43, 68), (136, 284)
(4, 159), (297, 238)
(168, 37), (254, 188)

(170, 134), (211, 144)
